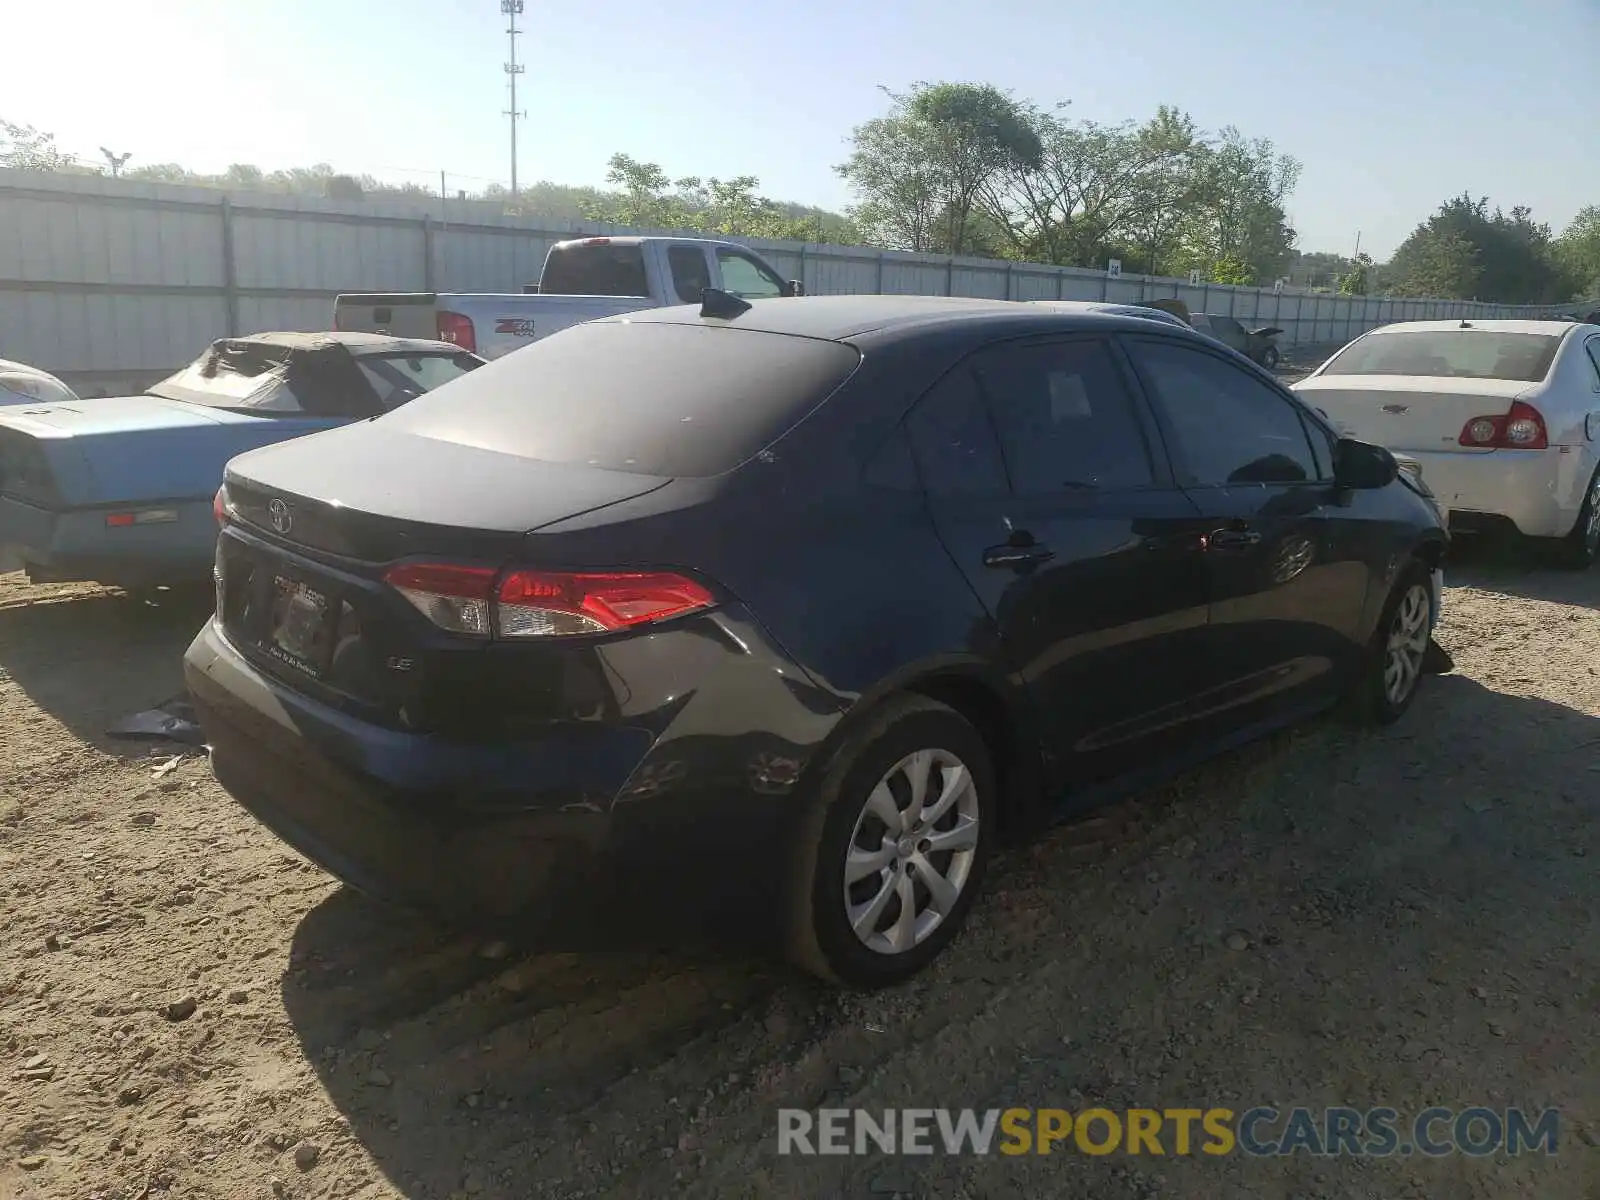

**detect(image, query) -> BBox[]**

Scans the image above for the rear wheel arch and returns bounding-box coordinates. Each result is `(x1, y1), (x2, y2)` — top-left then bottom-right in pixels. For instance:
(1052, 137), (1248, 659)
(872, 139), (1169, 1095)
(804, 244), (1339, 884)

(794, 665), (1045, 841)
(1412, 534), (1447, 571)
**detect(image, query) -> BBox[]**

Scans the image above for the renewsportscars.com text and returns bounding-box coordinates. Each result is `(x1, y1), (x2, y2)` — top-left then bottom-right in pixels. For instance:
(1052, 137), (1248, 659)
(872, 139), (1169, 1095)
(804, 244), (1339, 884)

(777, 1106), (1561, 1158)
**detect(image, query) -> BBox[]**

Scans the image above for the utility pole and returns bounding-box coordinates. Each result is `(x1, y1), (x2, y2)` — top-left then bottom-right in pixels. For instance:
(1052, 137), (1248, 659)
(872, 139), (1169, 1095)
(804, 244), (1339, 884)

(501, 0), (526, 198)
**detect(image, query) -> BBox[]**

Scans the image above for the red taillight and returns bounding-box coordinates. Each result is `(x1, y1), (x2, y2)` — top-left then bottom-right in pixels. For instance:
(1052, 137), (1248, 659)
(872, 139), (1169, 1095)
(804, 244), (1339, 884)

(435, 310), (476, 353)
(385, 562), (496, 636)
(213, 486), (227, 526)
(382, 563), (714, 638)
(105, 512), (135, 528)
(1458, 400), (1548, 450)
(497, 571), (715, 637)
(581, 237), (612, 246)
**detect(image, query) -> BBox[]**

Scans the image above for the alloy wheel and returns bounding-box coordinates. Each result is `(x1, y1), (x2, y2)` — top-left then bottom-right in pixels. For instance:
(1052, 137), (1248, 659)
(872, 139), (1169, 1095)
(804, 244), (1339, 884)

(1383, 583), (1431, 706)
(843, 748), (979, 955)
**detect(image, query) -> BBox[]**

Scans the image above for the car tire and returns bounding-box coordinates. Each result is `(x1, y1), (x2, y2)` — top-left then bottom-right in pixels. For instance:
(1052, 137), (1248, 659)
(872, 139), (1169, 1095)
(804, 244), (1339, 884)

(786, 694), (995, 988)
(1549, 465), (1600, 570)
(1260, 345), (1281, 371)
(1347, 561), (1434, 725)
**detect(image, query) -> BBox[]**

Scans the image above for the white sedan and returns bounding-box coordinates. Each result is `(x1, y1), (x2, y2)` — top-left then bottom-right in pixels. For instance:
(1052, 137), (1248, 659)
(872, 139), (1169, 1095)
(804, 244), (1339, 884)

(0, 358), (79, 406)
(1294, 319), (1600, 567)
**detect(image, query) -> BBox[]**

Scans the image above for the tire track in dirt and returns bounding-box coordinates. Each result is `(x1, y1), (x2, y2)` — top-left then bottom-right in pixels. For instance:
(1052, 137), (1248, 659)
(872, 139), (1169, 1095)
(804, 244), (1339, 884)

(3, 569), (1598, 1199)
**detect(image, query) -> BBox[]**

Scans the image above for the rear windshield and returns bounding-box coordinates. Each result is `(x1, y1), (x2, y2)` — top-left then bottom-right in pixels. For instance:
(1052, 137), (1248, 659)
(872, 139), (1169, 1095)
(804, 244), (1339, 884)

(379, 321), (862, 477)
(538, 243), (649, 297)
(148, 343), (297, 411)
(355, 352), (480, 410)
(1321, 330), (1562, 382)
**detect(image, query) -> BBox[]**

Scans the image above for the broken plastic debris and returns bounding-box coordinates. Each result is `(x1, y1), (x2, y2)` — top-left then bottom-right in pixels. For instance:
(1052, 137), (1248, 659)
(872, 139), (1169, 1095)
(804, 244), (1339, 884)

(108, 694), (205, 746)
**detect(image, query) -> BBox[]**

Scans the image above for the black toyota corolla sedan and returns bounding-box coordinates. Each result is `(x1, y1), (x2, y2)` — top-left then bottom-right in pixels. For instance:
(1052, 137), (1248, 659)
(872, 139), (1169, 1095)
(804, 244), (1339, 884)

(186, 294), (1447, 987)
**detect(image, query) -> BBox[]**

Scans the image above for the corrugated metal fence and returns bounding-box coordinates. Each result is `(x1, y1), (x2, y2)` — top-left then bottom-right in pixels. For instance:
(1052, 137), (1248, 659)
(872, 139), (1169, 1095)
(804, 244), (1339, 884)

(0, 168), (1570, 395)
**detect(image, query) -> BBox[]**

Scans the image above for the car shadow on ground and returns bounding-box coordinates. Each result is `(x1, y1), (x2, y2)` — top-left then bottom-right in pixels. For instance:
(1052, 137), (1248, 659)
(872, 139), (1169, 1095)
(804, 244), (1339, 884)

(1445, 537), (1600, 607)
(277, 670), (1598, 1200)
(0, 576), (213, 751)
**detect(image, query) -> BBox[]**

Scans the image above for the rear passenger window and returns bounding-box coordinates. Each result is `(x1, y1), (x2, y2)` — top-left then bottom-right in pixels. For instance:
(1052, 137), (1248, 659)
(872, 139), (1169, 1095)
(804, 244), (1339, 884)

(668, 246), (710, 304)
(970, 339), (1155, 494)
(1586, 338), (1600, 387)
(906, 369), (1008, 497)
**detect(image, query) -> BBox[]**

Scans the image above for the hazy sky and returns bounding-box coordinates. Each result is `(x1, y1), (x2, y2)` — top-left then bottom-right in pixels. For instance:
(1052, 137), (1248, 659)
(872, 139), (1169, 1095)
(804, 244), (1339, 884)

(4, 0), (1596, 259)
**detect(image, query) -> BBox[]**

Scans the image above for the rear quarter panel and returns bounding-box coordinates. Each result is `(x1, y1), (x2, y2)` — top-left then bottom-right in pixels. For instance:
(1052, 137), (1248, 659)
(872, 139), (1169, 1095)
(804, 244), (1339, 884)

(520, 341), (1047, 816)
(1542, 331), (1600, 446)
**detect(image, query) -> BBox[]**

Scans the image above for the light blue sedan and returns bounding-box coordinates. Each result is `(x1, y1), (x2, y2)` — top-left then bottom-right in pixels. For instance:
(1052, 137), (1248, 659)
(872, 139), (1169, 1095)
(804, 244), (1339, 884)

(0, 332), (482, 588)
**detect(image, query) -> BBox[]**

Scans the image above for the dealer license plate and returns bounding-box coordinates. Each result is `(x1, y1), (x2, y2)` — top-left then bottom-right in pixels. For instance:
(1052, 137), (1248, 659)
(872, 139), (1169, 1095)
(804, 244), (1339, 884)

(268, 576), (329, 674)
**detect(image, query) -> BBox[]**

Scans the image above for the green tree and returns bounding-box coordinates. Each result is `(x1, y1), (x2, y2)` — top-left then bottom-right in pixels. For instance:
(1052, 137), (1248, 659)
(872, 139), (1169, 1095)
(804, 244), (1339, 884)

(1114, 107), (1210, 275)
(1208, 254), (1253, 285)
(1555, 205), (1600, 301)
(1387, 195), (1568, 303)
(0, 119), (77, 171)
(580, 153), (699, 229)
(1178, 128), (1300, 284)
(324, 174), (364, 201)
(838, 81), (1042, 254)
(124, 162), (195, 184)
(222, 163), (265, 190)
(1387, 226), (1481, 299)
(1338, 252), (1373, 296)
(982, 105), (1203, 269)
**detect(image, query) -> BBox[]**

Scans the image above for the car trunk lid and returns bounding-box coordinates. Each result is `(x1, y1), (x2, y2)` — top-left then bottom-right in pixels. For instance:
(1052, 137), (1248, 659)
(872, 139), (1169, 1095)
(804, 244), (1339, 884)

(222, 420), (670, 562)
(216, 422), (674, 729)
(0, 397), (341, 505)
(1293, 376), (1533, 453)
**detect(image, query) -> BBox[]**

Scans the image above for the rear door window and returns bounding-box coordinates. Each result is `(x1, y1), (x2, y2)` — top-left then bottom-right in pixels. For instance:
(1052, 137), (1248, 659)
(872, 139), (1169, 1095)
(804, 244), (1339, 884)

(904, 368), (1009, 498)
(668, 245), (712, 304)
(970, 338), (1156, 493)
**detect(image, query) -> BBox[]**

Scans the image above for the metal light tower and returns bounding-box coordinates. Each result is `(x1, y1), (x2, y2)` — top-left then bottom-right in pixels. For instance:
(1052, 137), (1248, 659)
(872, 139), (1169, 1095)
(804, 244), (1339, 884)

(501, 0), (526, 198)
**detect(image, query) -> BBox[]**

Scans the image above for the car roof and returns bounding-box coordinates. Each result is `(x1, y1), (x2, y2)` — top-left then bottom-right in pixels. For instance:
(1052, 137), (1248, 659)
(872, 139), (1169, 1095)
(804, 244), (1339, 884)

(1360, 319), (1579, 337)
(0, 357), (68, 381)
(606, 294), (1208, 345)
(1027, 300), (1187, 324)
(227, 331), (460, 356)
(549, 234), (742, 250)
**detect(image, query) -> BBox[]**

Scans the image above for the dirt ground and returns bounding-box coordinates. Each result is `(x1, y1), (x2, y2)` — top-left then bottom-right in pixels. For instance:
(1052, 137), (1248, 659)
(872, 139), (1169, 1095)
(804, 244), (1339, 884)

(1, 542), (1597, 1199)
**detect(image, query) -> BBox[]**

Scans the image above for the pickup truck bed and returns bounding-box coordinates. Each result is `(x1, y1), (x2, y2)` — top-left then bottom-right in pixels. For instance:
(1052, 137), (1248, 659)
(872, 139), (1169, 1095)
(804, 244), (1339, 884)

(335, 235), (801, 359)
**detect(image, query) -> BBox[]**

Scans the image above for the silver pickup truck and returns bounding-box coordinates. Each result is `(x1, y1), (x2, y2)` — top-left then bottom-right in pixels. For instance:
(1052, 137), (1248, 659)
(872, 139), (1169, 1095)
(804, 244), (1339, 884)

(334, 235), (803, 360)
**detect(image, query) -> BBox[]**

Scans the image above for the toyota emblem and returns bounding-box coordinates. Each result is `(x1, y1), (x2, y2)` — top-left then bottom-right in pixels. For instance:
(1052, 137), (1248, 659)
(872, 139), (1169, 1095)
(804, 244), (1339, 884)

(267, 498), (293, 534)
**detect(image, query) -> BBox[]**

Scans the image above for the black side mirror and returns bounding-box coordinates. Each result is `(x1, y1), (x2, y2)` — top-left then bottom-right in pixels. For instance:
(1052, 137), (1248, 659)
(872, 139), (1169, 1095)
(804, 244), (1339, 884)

(781, 279), (805, 298)
(1333, 437), (1398, 490)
